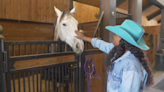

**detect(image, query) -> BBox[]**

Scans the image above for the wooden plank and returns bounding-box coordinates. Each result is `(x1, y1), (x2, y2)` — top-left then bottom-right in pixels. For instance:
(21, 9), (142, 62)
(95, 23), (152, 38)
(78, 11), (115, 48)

(13, 0), (18, 20)
(27, 0), (32, 21)
(17, 0), (21, 20)
(1, 0), (6, 18)
(37, 0), (41, 22)
(147, 10), (161, 20)
(143, 26), (160, 65)
(147, 0), (164, 8)
(5, 0), (10, 19)
(142, 3), (153, 12)
(84, 53), (103, 92)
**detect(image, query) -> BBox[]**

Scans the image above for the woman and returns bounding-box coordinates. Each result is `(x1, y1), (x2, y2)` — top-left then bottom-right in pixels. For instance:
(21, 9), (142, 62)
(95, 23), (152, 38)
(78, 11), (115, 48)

(75, 19), (153, 92)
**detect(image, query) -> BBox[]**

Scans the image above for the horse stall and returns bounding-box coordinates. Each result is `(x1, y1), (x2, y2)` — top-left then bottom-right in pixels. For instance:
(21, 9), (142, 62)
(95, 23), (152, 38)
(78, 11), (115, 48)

(0, 0), (134, 92)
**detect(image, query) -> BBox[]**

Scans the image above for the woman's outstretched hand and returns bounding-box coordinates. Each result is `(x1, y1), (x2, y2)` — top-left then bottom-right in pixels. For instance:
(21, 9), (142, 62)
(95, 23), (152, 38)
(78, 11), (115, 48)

(75, 30), (92, 43)
(75, 30), (85, 40)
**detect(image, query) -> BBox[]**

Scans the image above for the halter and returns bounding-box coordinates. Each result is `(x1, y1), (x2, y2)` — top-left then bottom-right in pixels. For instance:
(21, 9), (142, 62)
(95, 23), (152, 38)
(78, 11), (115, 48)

(84, 57), (100, 92)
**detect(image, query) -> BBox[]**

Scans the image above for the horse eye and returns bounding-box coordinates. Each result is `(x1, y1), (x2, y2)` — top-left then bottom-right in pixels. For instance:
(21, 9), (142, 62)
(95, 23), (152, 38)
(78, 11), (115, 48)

(63, 23), (67, 26)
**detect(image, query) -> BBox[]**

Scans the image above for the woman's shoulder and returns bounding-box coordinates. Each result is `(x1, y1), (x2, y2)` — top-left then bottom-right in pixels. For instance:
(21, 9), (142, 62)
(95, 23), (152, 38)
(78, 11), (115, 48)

(120, 54), (144, 74)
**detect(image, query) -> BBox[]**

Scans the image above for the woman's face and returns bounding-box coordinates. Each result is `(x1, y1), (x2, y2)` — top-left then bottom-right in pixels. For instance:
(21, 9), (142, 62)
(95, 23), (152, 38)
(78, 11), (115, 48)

(113, 34), (121, 46)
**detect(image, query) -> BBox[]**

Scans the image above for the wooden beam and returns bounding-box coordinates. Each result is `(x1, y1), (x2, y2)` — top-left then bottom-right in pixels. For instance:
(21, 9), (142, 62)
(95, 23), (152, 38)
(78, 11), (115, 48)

(142, 3), (153, 12)
(116, 0), (126, 7)
(100, 0), (116, 92)
(128, 0), (142, 25)
(147, 10), (161, 20)
(147, 0), (164, 9)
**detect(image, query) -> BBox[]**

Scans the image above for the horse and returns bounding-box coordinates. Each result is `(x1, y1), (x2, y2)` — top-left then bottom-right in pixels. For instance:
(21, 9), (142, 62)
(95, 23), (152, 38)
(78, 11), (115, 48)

(52, 6), (84, 54)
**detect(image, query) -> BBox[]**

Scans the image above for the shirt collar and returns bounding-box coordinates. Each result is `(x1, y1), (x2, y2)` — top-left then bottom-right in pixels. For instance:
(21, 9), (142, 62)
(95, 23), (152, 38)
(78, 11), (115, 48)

(114, 51), (132, 63)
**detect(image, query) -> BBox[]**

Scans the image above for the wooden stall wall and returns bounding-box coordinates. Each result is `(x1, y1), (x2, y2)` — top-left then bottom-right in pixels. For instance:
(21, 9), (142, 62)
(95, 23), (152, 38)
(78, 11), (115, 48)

(73, 1), (99, 23)
(143, 26), (160, 67)
(0, 0), (70, 23)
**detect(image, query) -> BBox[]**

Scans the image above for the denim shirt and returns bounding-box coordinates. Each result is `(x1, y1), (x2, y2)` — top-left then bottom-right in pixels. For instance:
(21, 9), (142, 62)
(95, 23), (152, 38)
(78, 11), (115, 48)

(91, 38), (148, 92)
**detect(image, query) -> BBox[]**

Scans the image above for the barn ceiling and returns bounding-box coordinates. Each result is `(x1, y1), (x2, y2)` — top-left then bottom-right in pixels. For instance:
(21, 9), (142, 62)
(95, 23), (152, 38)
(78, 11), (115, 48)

(74, 0), (162, 24)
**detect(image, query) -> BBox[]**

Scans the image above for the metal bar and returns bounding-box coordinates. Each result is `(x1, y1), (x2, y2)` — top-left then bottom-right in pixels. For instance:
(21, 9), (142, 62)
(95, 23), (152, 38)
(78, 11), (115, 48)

(71, 68), (72, 92)
(30, 44), (33, 54)
(70, 0), (73, 10)
(28, 71), (31, 92)
(5, 41), (65, 45)
(58, 43), (61, 52)
(40, 70), (42, 92)
(36, 44), (38, 54)
(55, 67), (57, 92)
(18, 72), (21, 92)
(25, 45), (27, 55)
(52, 67), (54, 92)
(7, 73), (11, 92)
(41, 44), (43, 54)
(23, 72), (26, 92)
(19, 45), (21, 55)
(13, 74), (16, 92)
(44, 69), (47, 92)
(4, 51), (8, 72)
(78, 54), (82, 92)
(32, 71), (35, 92)
(36, 70), (38, 92)
(74, 68), (76, 92)
(46, 44), (48, 53)
(93, 11), (104, 37)
(54, 43), (56, 53)
(12, 45), (15, 56)
(59, 66), (61, 92)
(84, 50), (102, 55)
(81, 53), (85, 92)
(62, 44), (65, 52)
(67, 65), (69, 91)
(48, 68), (50, 92)
(6, 43), (11, 92)
(76, 55), (79, 92)
(62, 66), (64, 92)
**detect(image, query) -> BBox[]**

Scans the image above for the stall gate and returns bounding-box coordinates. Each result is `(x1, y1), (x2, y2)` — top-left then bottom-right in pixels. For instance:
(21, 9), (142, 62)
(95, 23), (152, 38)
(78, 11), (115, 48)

(0, 39), (101, 92)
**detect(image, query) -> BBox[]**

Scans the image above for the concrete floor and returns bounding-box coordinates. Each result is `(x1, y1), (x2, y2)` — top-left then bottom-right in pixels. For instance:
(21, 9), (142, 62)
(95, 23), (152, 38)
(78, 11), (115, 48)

(144, 70), (164, 92)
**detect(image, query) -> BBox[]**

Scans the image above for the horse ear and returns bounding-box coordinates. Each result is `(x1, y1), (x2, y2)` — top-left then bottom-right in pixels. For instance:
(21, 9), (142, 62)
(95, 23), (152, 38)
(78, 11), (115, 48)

(54, 6), (62, 17)
(70, 6), (76, 15)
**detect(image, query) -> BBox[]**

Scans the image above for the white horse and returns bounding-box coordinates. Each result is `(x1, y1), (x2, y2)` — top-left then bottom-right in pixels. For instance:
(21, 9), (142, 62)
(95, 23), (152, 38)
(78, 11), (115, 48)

(53, 6), (84, 54)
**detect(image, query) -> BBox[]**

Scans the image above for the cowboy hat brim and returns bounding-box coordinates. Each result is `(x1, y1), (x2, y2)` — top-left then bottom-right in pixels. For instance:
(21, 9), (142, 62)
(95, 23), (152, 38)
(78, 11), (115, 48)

(105, 25), (149, 50)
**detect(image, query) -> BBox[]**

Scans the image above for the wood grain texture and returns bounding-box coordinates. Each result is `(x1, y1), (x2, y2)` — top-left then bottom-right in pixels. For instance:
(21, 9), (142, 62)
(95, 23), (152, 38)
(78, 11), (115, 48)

(143, 26), (160, 66)
(0, 0), (70, 23)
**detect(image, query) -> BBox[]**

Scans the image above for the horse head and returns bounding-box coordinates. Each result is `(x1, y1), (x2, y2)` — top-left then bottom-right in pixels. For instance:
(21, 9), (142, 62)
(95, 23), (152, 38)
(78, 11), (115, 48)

(53, 6), (84, 54)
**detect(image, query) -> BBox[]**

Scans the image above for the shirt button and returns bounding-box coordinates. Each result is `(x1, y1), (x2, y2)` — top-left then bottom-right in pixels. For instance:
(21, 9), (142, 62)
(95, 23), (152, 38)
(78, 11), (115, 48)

(113, 78), (115, 81)
(108, 80), (109, 82)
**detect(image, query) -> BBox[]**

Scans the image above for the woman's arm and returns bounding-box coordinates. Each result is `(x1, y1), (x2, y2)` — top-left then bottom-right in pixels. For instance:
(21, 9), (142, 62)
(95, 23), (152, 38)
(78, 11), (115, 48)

(75, 30), (114, 53)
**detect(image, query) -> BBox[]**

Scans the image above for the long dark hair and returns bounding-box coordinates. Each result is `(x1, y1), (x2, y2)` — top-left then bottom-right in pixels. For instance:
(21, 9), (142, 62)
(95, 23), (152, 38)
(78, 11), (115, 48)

(105, 39), (153, 86)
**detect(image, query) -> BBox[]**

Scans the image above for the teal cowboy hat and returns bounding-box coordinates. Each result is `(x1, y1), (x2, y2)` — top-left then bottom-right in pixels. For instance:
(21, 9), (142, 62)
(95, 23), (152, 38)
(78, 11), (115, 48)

(105, 19), (149, 50)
